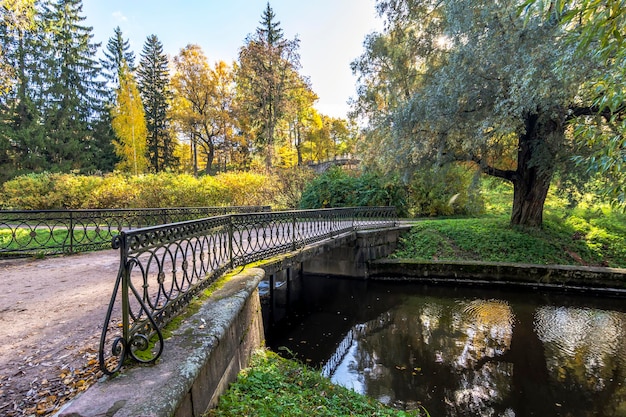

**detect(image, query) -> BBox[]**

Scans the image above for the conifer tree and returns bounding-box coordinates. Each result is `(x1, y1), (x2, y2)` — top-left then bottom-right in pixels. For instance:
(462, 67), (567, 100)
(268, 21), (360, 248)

(137, 34), (177, 172)
(0, 0), (45, 179)
(38, 0), (104, 172)
(101, 26), (135, 102)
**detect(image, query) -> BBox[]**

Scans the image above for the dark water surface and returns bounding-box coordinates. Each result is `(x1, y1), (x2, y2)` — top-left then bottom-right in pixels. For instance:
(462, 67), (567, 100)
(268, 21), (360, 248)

(264, 275), (626, 417)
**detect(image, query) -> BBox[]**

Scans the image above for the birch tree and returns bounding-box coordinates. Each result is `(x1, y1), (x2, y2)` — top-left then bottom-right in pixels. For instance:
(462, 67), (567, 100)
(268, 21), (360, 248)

(111, 63), (147, 175)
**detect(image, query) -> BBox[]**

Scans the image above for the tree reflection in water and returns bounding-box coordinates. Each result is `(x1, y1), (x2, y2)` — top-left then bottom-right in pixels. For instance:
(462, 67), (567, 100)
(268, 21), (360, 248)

(266, 276), (626, 417)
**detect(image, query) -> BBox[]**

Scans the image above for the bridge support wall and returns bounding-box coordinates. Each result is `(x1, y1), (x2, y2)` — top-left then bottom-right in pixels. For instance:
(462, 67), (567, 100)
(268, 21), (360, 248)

(58, 268), (265, 417)
(303, 227), (410, 277)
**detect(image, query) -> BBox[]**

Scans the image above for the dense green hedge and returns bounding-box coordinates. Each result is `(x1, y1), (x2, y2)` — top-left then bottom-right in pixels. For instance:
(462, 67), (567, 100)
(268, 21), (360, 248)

(299, 166), (484, 217)
(0, 171), (299, 210)
(299, 168), (406, 212)
(1, 166), (483, 216)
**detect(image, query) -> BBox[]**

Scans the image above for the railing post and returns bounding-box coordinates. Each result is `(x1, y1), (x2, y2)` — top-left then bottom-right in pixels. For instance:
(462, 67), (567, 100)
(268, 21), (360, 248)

(120, 235), (130, 350)
(69, 211), (74, 254)
(351, 208), (356, 231)
(229, 215), (234, 269)
(292, 211), (297, 250)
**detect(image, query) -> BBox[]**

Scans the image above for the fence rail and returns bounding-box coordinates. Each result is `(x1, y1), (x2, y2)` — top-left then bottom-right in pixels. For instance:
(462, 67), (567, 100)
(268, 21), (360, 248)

(99, 206), (397, 374)
(0, 206), (270, 257)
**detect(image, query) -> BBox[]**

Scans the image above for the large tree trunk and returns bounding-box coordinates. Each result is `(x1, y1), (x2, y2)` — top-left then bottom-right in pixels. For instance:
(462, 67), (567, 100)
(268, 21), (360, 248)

(510, 113), (560, 227)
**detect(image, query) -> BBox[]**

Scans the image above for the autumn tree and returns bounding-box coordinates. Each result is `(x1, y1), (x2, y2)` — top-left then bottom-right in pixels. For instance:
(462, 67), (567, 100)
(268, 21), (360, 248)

(353, 0), (624, 227)
(111, 62), (147, 175)
(0, 0), (36, 95)
(236, 3), (302, 168)
(171, 45), (236, 175)
(136, 34), (177, 173)
(282, 70), (318, 166)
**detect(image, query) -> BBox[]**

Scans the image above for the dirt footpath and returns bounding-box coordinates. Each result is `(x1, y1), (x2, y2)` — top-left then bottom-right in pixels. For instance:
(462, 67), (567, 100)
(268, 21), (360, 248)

(0, 250), (120, 416)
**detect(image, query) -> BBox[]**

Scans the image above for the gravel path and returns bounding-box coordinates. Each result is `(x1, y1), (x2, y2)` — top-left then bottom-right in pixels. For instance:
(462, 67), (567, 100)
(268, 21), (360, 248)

(0, 250), (120, 416)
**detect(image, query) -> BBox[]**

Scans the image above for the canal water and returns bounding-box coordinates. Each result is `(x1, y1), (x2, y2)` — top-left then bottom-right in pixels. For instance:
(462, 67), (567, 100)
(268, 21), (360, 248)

(263, 275), (626, 417)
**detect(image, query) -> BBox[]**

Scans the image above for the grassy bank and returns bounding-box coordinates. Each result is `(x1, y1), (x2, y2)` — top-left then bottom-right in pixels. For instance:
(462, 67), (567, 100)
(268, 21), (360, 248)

(207, 350), (425, 417)
(394, 181), (626, 268)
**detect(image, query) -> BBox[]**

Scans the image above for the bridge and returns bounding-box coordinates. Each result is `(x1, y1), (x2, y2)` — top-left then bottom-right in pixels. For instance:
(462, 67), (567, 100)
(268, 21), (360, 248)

(1, 206), (403, 417)
(306, 156), (361, 173)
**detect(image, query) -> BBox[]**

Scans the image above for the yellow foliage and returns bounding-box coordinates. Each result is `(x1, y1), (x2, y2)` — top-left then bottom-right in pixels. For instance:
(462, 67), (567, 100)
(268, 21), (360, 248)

(111, 63), (148, 175)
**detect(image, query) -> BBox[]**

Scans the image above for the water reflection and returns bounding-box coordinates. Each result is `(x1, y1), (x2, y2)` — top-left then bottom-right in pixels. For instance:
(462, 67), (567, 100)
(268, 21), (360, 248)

(266, 278), (626, 417)
(535, 306), (626, 414)
(322, 298), (516, 416)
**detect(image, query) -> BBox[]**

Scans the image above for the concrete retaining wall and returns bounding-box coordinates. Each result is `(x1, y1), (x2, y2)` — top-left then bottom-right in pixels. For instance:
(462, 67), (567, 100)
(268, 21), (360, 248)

(369, 259), (626, 294)
(58, 268), (265, 417)
(303, 227), (410, 277)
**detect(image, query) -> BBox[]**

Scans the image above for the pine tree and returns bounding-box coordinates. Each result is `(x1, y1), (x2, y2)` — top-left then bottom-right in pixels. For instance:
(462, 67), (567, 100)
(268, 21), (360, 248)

(101, 26), (135, 103)
(137, 34), (176, 172)
(38, 0), (104, 172)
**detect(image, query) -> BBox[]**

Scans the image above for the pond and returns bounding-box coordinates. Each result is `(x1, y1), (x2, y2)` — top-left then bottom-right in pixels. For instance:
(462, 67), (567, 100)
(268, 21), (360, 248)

(263, 275), (626, 417)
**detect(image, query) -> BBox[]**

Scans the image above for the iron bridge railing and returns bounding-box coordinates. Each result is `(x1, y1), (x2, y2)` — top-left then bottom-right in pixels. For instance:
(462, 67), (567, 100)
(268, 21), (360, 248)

(99, 206), (397, 374)
(0, 206), (270, 257)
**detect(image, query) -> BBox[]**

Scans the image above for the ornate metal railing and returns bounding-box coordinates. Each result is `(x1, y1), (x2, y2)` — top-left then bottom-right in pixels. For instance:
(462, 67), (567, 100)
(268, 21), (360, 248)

(99, 206), (397, 374)
(0, 206), (270, 257)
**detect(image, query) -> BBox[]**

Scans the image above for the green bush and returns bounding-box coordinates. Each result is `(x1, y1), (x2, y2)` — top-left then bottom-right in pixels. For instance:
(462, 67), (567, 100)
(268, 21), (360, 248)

(0, 171), (285, 210)
(406, 165), (484, 217)
(299, 165), (483, 217)
(0, 173), (101, 209)
(299, 167), (407, 214)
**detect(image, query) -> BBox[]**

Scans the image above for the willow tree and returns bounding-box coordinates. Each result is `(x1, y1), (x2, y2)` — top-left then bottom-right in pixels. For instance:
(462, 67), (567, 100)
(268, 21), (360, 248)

(111, 63), (147, 175)
(354, 0), (624, 227)
(522, 0), (626, 205)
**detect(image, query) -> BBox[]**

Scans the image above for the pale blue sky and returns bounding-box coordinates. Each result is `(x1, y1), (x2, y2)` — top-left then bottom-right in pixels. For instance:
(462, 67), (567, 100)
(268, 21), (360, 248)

(82, 0), (383, 118)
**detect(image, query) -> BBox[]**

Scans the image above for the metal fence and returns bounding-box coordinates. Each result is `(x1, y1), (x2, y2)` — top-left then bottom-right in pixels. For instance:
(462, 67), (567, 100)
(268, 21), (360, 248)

(99, 206), (397, 374)
(0, 206), (270, 257)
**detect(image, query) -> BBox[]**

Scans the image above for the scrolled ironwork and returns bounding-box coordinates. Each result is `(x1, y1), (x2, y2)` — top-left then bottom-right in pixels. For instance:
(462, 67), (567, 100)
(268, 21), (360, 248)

(99, 206), (396, 374)
(0, 206), (270, 257)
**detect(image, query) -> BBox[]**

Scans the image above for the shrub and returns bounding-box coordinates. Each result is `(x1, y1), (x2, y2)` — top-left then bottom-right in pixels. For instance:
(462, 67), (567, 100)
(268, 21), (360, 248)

(407, 165), (484, 217)
(0, 173), (101, 209)
(50, 174), (101, 209)
(272, 167), (315, 209)
(213, 171), (279, 207)
(299, 167), (407, 214)
(0, 173), (56, 209)
(81, 174), (134, 208)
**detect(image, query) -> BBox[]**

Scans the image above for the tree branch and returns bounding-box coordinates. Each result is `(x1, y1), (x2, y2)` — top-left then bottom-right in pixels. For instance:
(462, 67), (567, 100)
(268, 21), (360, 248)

(567, 103), (626, 121)
(469, 153), (516, 182)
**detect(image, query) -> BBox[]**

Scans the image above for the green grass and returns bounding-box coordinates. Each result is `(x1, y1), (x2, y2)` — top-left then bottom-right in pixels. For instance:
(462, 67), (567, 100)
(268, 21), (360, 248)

(394, 181), (626, 268)
(0, 227), (115, 252)
(207, 349), (426, 417)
